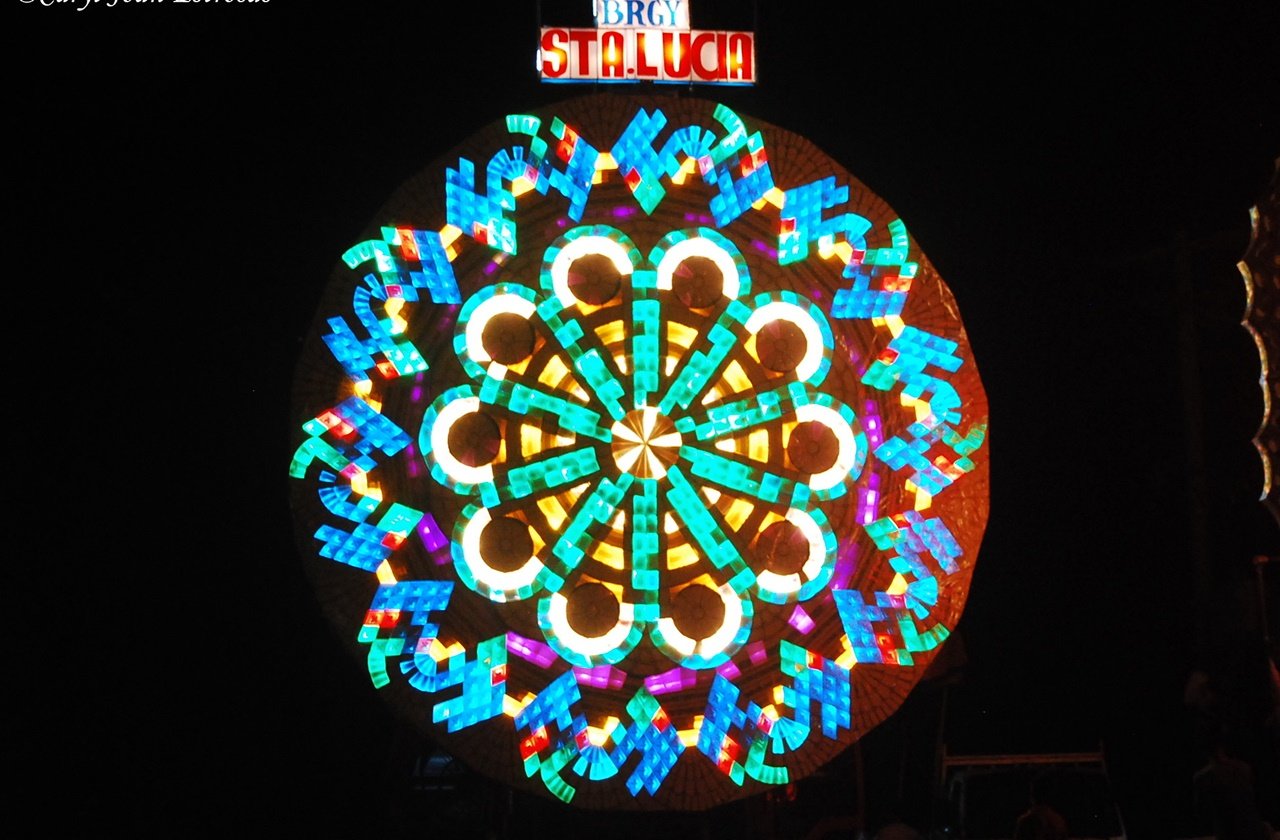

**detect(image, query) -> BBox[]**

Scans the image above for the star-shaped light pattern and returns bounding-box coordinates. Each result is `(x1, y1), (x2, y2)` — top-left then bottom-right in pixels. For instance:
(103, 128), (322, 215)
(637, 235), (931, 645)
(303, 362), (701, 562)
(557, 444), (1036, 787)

(289, 95), (988, 811)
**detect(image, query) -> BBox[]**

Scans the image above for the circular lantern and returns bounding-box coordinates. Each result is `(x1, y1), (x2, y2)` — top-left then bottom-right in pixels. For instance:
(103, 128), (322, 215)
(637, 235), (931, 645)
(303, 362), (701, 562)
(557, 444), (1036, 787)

(288, 93), (990, 811)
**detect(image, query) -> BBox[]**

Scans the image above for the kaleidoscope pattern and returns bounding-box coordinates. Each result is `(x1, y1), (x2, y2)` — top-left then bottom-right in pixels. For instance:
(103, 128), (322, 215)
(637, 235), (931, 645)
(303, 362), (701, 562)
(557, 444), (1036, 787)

(289, 93), (989, 811)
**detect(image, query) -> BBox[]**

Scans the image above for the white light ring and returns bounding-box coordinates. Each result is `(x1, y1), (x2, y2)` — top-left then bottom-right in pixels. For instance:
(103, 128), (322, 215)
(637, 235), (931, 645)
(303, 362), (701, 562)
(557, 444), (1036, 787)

(428, 396), (496, 486)
(458, 508), (543, 601)
(543, 590), (637, 658)
(655, 236), (741, 300)
(550, 235), (633, 307)
(744, 300), (825, 383)
(755, 508), (829, 600)
(791, 402), (859, 491)
(656, 582), (745, 661)
(463, 293), (538, 366)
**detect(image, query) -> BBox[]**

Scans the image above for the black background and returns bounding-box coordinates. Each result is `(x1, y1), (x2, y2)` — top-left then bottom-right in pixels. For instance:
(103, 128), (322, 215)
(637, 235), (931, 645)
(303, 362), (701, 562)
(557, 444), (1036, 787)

(20, 0), (1279, 837)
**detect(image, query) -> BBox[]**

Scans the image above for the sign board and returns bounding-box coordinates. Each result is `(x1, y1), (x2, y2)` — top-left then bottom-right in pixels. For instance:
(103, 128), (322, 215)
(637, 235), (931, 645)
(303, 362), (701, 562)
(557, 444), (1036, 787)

(539, 1), (756, 85)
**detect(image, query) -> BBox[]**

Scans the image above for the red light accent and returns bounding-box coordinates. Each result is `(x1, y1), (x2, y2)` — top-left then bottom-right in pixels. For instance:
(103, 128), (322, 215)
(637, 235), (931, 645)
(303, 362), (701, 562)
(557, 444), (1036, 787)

(380, 609), (401, 628)
(491, 664), (507, 685)
(339, 463), (363, 479)
(376, 360), (398, 379)
(780, 217), (796, 234)
(624, 168), (642, 190)
(575, 729), (592, 750)
(415, 637), (436, 653)
(653, 709), (670, 732)
(396, 228), (419, 259)
(877, 347), (900, 365)
(520, 726), (551, 760)
(381, 532), (406, 550)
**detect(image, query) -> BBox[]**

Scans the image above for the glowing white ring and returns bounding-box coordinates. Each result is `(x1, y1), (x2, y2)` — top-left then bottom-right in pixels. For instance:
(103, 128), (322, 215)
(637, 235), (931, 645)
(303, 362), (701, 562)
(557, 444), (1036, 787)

(544, 589), (636, 657)
(459, 508), (543, 601)
(464, 293), (537, 366)
(756, 508), (827, 597)
(656, 582), (744, 659)
(550, 235), (633, 307)
(655, 237), (741, 300)
(429, 396), (495, 485)
(744, 300), (825, 382)
(791, 403), (859, 491)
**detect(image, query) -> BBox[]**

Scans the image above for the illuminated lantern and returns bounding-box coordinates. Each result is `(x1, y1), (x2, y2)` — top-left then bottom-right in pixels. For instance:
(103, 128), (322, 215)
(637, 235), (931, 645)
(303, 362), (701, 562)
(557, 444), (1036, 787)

(288, 93), (990, 810)
(1241, 157), (1280, 526)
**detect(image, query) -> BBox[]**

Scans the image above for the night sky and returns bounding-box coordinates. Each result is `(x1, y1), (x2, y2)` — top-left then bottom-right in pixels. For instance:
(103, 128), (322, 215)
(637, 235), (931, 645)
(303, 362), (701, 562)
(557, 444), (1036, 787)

(24, 1), (1279, 837)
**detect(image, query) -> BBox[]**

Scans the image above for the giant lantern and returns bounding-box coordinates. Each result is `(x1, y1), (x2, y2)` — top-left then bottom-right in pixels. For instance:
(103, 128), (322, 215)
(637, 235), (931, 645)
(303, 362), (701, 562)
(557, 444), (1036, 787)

(288, 92), (990, 810)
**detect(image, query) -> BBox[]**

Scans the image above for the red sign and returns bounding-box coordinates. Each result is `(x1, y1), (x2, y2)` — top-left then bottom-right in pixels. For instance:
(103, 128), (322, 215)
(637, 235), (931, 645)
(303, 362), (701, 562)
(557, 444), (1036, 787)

(539, 27), (756, 85)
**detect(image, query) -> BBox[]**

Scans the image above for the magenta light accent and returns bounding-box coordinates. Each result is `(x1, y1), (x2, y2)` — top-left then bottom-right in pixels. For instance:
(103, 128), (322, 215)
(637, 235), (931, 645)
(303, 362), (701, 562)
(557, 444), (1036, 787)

(574, 665), (628, 689)
(612, 206), (637, 218)
(556, 218), (568, 227)
(682, 212), (714, 224)
(417, 513), (448, 553)
(406, 443), (421, 477)
(788, 605), (815, 633)
(863, 400), (883, 449)
(716, 660), (741, 680)
(410, 385), (424, 403)
(832, 540), (858, 590)
(751, 239), (779, 260)
(746, 640), (768, 665)
(645, 667), (698, 695)
(507, 632), (559, 667)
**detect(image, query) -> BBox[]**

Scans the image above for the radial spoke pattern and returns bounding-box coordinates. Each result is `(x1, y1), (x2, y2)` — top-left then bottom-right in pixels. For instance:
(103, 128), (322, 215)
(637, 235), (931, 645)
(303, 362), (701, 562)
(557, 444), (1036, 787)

(289, 94), (989, 811)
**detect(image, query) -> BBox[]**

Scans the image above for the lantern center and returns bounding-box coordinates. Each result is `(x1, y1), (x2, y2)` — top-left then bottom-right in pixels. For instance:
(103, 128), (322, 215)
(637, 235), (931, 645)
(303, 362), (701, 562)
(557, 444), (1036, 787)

(610, 407), (682, 479)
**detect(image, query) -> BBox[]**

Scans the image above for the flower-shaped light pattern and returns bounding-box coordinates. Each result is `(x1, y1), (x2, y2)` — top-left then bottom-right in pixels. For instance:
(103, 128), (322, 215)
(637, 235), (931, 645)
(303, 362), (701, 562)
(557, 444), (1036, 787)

(426, 224), (866, 675)
(289, 94), (989, 811)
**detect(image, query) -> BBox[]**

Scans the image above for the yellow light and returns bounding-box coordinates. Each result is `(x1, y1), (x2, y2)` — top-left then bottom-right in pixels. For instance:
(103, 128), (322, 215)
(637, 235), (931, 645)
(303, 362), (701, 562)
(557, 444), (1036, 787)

(537, 494), (568, 531)
(722, 359), (752, 396)
(593, 537), (626, 571)
(667, 539), (700, 570)
(670, 156), (697, 186)
(384, 296), (408, 334)
(562, 481), (589, 508)
(521, 425), (542, 458)
(375, 560), (399, 586)
(714, 437), (736, 452)
(886, 573), (908, 596)
(667, 321), (696, 350)
(722, 497), (754, 530)
(595, 319), (626, 351)
(747, 428), (769, 462)
(835, 635), (856, 670)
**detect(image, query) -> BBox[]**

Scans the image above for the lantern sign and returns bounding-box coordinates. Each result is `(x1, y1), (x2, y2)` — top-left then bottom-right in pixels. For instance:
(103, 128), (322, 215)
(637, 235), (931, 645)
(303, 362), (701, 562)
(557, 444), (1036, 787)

(539, 1), (755, 85)
(289, 93), (989, 811)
